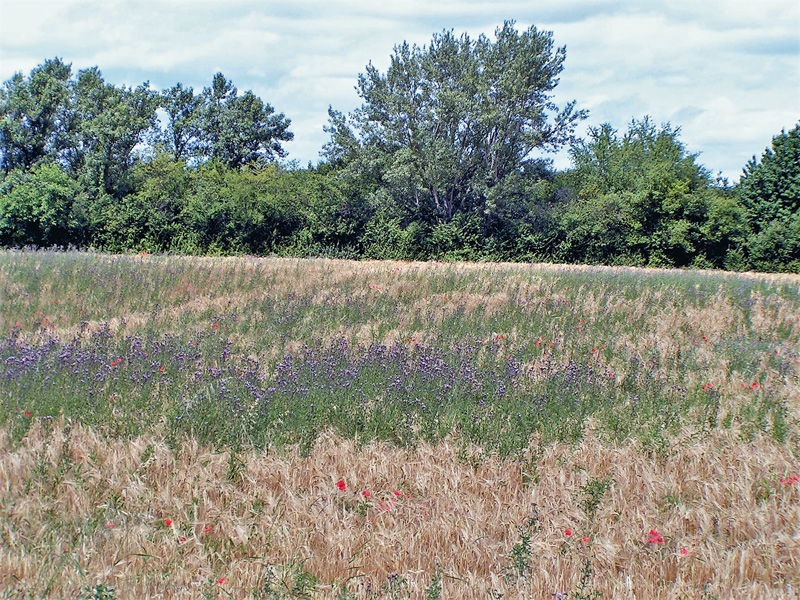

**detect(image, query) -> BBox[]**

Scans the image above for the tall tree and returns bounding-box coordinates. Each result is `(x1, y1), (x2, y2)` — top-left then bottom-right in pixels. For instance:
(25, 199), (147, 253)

(201, 73), (293, 168)
(737, 123), (800, 272)
(63, 67), (157, 196)
(324, 21), (586, 224)
(161, 82), (203, 161)
(562, 117), (716, 266)
(0, 58), (72, 172)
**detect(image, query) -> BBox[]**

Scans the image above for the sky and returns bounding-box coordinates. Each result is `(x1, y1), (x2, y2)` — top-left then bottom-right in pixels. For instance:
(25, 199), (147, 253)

(1, 0), (798, 182)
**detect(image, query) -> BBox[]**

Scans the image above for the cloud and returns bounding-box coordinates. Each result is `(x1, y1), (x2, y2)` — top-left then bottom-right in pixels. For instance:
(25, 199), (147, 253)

(1, 0), (798, 178)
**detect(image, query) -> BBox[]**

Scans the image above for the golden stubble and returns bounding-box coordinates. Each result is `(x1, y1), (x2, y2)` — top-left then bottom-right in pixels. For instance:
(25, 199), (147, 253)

(1, 422), (798, 599)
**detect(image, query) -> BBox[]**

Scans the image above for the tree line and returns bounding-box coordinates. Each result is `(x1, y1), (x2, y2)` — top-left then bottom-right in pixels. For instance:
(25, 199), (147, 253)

(1, 22), (798, 272)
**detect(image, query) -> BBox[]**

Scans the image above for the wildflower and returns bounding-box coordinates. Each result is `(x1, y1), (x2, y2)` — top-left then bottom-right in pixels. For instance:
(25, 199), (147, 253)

(164, 519), (173, 526)
(179, 536), (187, 543)
(648, 529), (664, 544)
(204, 525), (212, 533)
(106, 521), (115, 528)
(564, 529), (573, 536)
(336, 480), (346, 491)
(25, 411), (30, 417)
(582, 536), (590, 543)
(393, 491), (402, 497)
(680, 548), (690, 556)
(750, 382), (759, 390)
(362, 491), (371, 499)
(217, 577), (226, 585)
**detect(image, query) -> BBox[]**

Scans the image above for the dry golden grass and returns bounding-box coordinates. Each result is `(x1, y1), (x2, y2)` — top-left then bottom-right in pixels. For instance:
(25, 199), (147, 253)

(1, 421), (798, 599)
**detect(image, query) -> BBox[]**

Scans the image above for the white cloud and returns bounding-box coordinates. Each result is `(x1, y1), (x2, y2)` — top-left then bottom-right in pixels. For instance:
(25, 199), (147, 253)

(1, 0), (798, 178)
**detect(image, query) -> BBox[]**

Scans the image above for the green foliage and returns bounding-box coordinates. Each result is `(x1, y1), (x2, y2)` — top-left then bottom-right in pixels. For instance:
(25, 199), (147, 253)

(65, 66), (158, 197)
(0, 163), (79, 245)
(324, 21), (585, 227)
(0, 54), (795, 274)
(255, 560), (319, 599)
(361, 215), (423, 260)
(201, 73), (293, 168)
(0, 58), (72, 172)
(738, 123), (800, 273)
(579, 477), (612, 522)
(506, 507), (541, 581)
(570, 559), (602, 600)
(561, 118), (721, 267)
(80, 583), (117, 600)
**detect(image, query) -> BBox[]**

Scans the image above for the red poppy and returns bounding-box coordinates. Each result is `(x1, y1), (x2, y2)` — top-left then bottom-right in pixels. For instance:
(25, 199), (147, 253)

(217, 578), (226, 585)
(25, 411), (30, 417)
(362, 491), (371, 499)
(680, 548), (689, 556)
(648, 530), (664, 544)
(582, 536), (590, 543)
(565, 529), (573, 536)
(336, 480), (346, 491)
(179, 536), (186, 543)
(393, 491), (402, 497)
(204, 525), (212, 533)
(164, 519), (172, 526)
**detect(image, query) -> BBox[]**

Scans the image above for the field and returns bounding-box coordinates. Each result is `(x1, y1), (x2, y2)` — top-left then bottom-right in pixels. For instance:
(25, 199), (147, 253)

(0, 250), (798, 599)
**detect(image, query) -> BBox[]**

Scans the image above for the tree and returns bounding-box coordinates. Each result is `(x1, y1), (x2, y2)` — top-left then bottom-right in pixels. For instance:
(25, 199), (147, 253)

(737, 123), (800, 272)
(563, 117), (718, 267)
(161, 83), (204, 161)
(0, 163), (79, 246)
(323, 21), (586, 226)
(0, 58), (72, 172)
(62, 67), (158, 197)
(201, 73), (293, 168)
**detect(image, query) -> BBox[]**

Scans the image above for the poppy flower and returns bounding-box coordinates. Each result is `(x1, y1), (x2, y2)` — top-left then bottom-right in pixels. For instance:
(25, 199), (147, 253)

(582, 536), (590, 543)
(217, 578), (226, 585)
(164, 519), (173, 526)
(680, 548), (689, 556)
(336, 480), (346, 491)
(179, 536), (186, 543)
(564, 529), (573, 536)
(648, 530), (664, 544)
(362, 491), (371, 499)
(393, 491), (402, 497)
(25, 411), (30, 417)
(204, 525), (212, 533)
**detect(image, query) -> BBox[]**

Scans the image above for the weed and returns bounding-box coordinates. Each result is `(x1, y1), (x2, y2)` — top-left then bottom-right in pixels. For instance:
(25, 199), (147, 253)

(80, 583), (117, 600)
(255, 559), (319, 599)
(506, 505), (541, 582)
(423, 565), (443, 600)
(570, 559), (602, 600)
(579, 477), (612, 522)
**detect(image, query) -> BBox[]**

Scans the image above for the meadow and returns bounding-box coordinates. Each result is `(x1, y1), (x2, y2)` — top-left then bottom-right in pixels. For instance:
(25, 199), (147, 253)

(0, 250), (798, 599)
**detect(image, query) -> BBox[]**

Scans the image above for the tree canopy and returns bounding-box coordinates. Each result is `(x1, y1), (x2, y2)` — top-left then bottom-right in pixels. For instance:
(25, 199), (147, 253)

(0, 36), (797, 273)
(324, 21), (586, 225)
